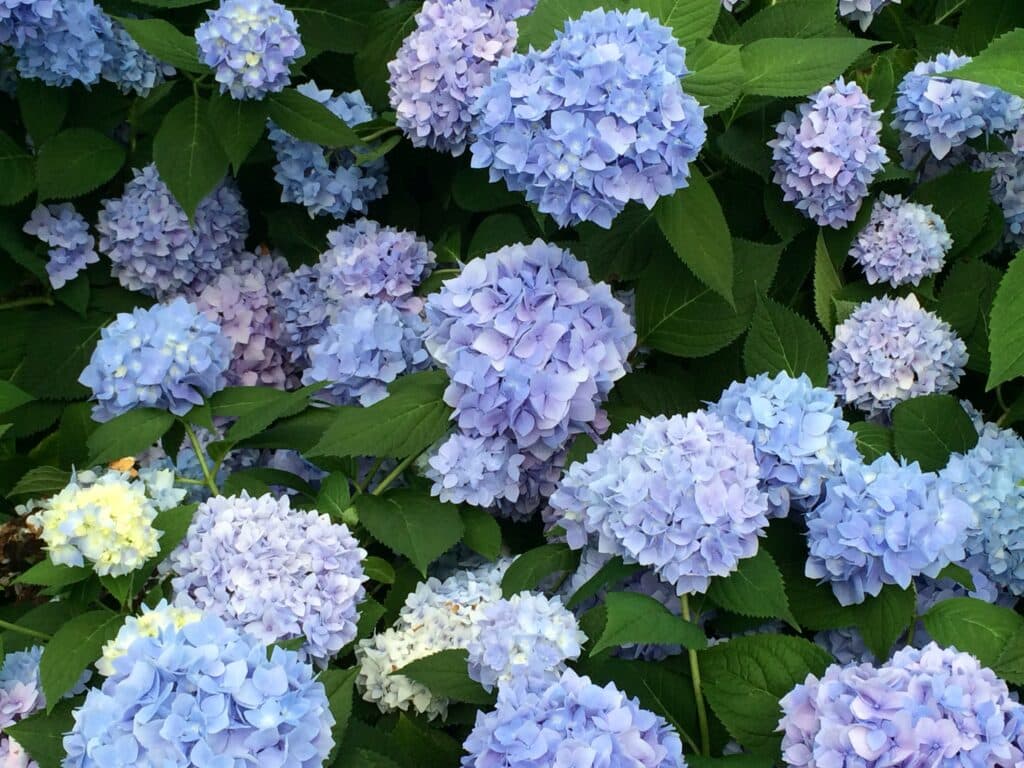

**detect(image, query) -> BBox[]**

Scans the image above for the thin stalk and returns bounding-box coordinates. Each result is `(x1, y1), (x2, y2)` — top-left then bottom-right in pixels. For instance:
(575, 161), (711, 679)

(370, 453), (418, 496)
(354, 456), (387, 495)
(0, 618), (52, 641)
(182, 422), (219, 496)
(0, 296), (53, 311)
(681, 594), (711, 757)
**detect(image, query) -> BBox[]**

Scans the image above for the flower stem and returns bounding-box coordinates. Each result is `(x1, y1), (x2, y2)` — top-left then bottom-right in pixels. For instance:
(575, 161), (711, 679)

(681, 594), (711, 757)
(370, 453), (418, 497)
(182, 421), (220, 496)
(0, 618), (52, 641)
(354, 456), (387, 495)
(0, 296), (53, 311)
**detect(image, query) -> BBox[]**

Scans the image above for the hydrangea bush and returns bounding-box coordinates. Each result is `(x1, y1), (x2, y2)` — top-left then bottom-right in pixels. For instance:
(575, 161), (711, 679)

(3, 1), (1024, 767)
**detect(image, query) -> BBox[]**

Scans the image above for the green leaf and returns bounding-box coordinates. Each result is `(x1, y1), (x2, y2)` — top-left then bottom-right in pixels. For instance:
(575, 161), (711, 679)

(8, 466), (70, 498)
(566, 556), (642, 610)
(208, 94), (267, 171)
(501, 543), (579, 597)
(707, 548), (798, 629)
(155, 95), (228, 221)
(363, 556), (396, 584)
(591, 592), (707, 655)
(0, 130), (34, 206)
(849, 584), (915, 660)
(957, 0), (1024, 55)
(391, 714), (464, 768)
(154, 503), (199, 560)
(398, 649), (495, 705)
(87, 408), (176, 465)
(5, 699), (76, 768)
(115, 17), (204, 72)
(942, 252), (1002, 370)
(655, 169), (734, 304)
(740, 37), (876, 97)
(320, 667), (358, 748)
(15, 559), (90, 588)
(290, 0), (375, 54)
(813, 231), (842, 332)
(851, 421), (893, 461)
(731, 0), (841, 43)
(701, 635), (831, 755)
(12, 309), (110, 400)
(215, 382), (324, 443)
(310, 371), (452, 459)
(40, 611), (123, 707)
(913, 166), (993, 257)
(356, 489), (464, 575)
(0, 381), (34, 416)
(923, 597), (1024, 668)
(354, 2), (419, 108)
(517, 0), (628, 50)
(891, 394), (978, 471)
(685, 40), (744, 115)
(467, 213), (531, 259)
(987, 249), (1024, 389)
(17, 80), (69, 145)
(994, 631), (1024, 685)
(35, 128), (124, 201)
(451, 166), (521, 212)
(635, 0), (718, 43)
(267, 89), (362, 147)
(744, 297), (829, 385)
(317, 473), (354, 524)
(576, 204), (665, 282)
(947, 28), (1024, 99)
(460, 506), (502, 561)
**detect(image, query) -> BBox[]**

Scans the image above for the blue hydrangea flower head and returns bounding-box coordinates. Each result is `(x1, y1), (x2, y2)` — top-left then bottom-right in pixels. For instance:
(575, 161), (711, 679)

(274, 263), (330, 374)
(892, 51), (1024, 169)
(976, 151), (1024, 246)
(849, 193), (952, 287)
(22, 203), (98, 290)
(97, 600), (202, 677)
(494, 450), (566, 521)
(97, 164), (249, 299)
(195, 0), (303, 100)
(709, 372), (860, 518)
(63, 614), (335, 768)
(318, 218), (436, 313)
(269, 81), (388, 219)
(779, 643), (1024, 768)
(0, 646), (44, 730)
(838, 0), (899, 30)
(549, 411), (769, 595)
(469, 8), (707, 228)
(0, 0), (110, 86)
(79, 297), (232, 421)
(423, 432), (525, 507)
(462, 668), (685, 768)
(805, 454), (972, 605)
(302, 297), (430, 407)
(100, 20), (174, 96)
(828, 294), (967, 418)
(769, 78), (888, 228)
(813, 627), (876, 665)
(389, 0), (517, 156)
(164, 492), (367, 666)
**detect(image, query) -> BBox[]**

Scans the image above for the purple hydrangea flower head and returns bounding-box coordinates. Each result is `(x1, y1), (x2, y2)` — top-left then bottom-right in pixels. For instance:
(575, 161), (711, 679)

(549, 411), (769, 595)
(0, 646), (44, 731)
(814, 627), (876, 664)
(462, 668), (685, 768)
(838, 0), (899, 30)
(302, 297), (430, 406)
(494, 449), (566, 521)
(849, 193), (952, 287)
(275, 264), (330, 374)
(976, 151), (1024, 246)
(769, 78), (888, 228)
(0, 0), (110, 86)
(425, 240), (635, 463)
(79, 297), (232, 421)
(100, 20), (174, 96)
(779, 643), (1024, 768)
(268, 82), (388, 219)
(467, 591), (585, 691)
(389, 0), (517, 156)
(194, 0), (303, 100)
(192, 251), (289, 388)
(63, 615), (334, 768)
(805, 455), (972, 605)
(97, 164), (249, 299)
(892, 52), (1024, 168)
(164, 492), (367, 665)
(318, 219), (436, 312)
(469, 8), (707, 229)
(423, 432), (525, 507)
(709, 372), (860, 518)
(22, 203), (98, 290)
(827, 294), (967, 418)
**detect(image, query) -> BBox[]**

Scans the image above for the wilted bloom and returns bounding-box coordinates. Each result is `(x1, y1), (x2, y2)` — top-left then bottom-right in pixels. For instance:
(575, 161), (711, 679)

(549, 411), (769, 595)
(709, 372), (859, 517)
(463, 669), (685, 768)
(827, 294), (967, 418)
(64, 615), (334, 768)
(79, 298), (232, 421)
(838, 0), (899, 30)
(97, 165), (249, 299)
(976, 151), (1024, 246)
(470, 8), (707, 228)
(805, 455), (971, 605)
(195, 0), (303, 100)
(770, 78), (887, 228)
(849, 193), (952, 286)
(22, 203), (98, 290)
(97, 600), (201, 676)
(164, 492), (367, 665)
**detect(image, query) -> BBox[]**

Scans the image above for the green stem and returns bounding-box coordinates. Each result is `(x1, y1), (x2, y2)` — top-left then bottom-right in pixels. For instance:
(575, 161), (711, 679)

(0, 296), (53, 311)
(0, 618), (52, 641)
(182, 422), (220, 496)
(354, 456), (387, 495)
(370, 453), (418, 496)
(175, 476), (208, 486)
(681, 594), (711, 757)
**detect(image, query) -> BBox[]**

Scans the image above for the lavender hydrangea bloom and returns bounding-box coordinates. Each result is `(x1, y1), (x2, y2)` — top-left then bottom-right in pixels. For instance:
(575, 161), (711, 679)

(827, 295), (967, 418)
(805, 455), (971, 605)
(779, 643), (1024, 768)
(849, 193), (952, 287)
(269, 82), (388, 219)
(494, 450), (566, 521)
(22, 203), (98, 290)
(97, 165), (249, 299)
(467, 592), (586, 691)
(0, 0), (110, 86)
(709, 372), (860, 518)
(303, 297), (429, 407)
(275, 264), (330, 373)
(423, 432), (525, 507)
(470, 8), (707, 229)
(389, 0), (517, 156)
(549, 412), (769, 595)
(194, 0), (303, 100)
(64, 615), (334, 768)
(770, 78), (887, 228)
(838, 0), (899, 30)
(318, 219), (435, 312)
(976, 151), (1024, 246)
(79, 298), (231, 421)
(463, 669), (685, 768)
(0, 647), (44, 731)
(164, 492), (367, 665)
(892, 52), (1024, 169)
(100, 20), (174, 96)
(813, 627), (876, 664)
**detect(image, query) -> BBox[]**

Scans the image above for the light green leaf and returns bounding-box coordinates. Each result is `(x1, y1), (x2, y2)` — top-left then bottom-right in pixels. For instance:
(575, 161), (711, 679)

(501, 543), (580, 597)
(731, 0), (842, 43)
(635, 0), (718, 43)
(398, 649), (495, 705)
(566, 556), (643, 610)
(741, 37), (876, 97)
(40, 611), (123, 708)
(15, 560), (90, 588)
(267, 89), (362, 147)
(591, 592), (707, 655)
(154, 95), (229, 221)
(517, 0), (628, 50)
(947, 28), (1024, 99)
(207, 94), (267, 171)
(987, 249), (1024, 389)
(707, 548), (798, 629)
(8, 466), (71, 498)
(923, 597), (1024, 668)
(743, 297), (829, 385)
(317, 473), (354, 525)
(87, 408), (176, 465)
(356, 489), (464, 575)
(850, 422), (893, 461)
(685, 40), (744, 116)
(115, 17), (204, 72)
(892, 394), (978, 471)
(0, 130), (34, 206)
(36, 128), (123, 200)
(0, 381), (34, 416)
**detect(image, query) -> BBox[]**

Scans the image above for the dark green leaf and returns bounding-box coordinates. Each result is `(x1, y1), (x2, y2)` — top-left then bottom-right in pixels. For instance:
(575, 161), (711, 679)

(268, 89), (362, 147)
(40, 611), (122, 707)
(743, 297), (829, 385)
(17, 81), (69, 145)
(566, 556), (642, 610)
(576, 203), (665, 281)
(115, 17), (204, 72)
(467, 213), (530, 259)
(923, 597), (1024, 667)
(15, 560), (90, 588)
(892, 394), (978, 471)
(5, 699), (76, 768)
(153, 503), (199, 560)
(913, 166), (993, 257)
(320, 667), (358, 748)
(357, 489), (464, 575)
(986, 249), (1024, 389)
(398, 649), (495, 705)
(36, 128), (124, 200)
(364, 556), (396, 584)
(0, 381), (34, 415)
(517, 0), (628, 50)
(851, 421), (893, 461)
(685, 40), (744, 116)
(354, 2), (419, 108)
(813, 231), (842, 332)
(501, 543), (580, 597)
(317, 473), (354, 524)
(460, 505), (502, 561)
(154, 95), (228, 220)
(592, 592), (707, 655)
(0, 130), (35, 205)
(208, 94), (267, 170)
(87, 408), (176, 465)
(708, 548), (798, 629)
(994, 631), (1024, 685)
(218, 383), (324, 443)
(9, 466), (72, 498)
(849, 584), (915, 659)
(451, 165), (521, 212)
(947, 28), (1024, 99)
(290, 0), (375, 54)
(732, 0), (841, 43)
(741, 38), (876, 96)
